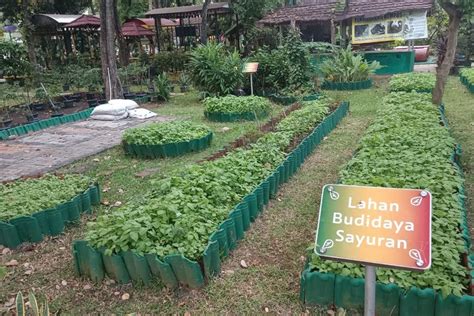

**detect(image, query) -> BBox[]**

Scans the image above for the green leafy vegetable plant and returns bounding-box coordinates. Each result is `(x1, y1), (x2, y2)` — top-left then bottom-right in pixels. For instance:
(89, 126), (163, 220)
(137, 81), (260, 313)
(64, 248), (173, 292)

(203, 95), (271, 115)
(460, 68), (474, 84)
(122, 121), (211, 146)
(389, 72), (436, 93)
(86, 97), (333, 259)
(0, 174), (93, 222)
(308, 91), (467, 297)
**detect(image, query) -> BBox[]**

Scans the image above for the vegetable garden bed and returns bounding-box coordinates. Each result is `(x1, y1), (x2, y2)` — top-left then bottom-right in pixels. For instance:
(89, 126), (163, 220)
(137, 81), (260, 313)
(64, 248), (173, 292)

(122, 121), (213, 159)
(0, 174), (100, 248)
(268, 93), (320, 106)
(389, 72), (435, 94)
(0, 108), (94, 140)
(203, 96), (271, 122)
(299, 92), (474, 315)
(460, 68), (474, 94)
(321, 79), (372, 91)
(72, 98), (349, 288)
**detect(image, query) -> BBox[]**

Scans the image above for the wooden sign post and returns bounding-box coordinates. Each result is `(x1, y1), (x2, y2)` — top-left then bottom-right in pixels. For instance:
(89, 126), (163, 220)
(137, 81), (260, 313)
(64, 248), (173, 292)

(243, 62), (259, 95)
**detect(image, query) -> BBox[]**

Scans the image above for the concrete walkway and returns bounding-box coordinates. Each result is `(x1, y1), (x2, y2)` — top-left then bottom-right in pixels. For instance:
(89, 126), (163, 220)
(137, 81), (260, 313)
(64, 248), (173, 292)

(0, 116), (170, 181)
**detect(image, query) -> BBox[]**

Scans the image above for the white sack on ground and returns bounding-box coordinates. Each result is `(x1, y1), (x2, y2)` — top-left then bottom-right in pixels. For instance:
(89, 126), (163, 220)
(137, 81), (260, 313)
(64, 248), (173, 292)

(91, 103), (127, 116)
(108, 99), (139, 110)
(90, 112), (129, 121)
(128, 108), (157, 119)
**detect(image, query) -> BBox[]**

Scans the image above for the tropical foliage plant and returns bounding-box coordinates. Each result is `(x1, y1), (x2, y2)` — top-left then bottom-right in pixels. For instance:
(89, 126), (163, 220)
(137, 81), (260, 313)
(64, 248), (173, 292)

(189, 43), (244, 97)
(309, 92), (467, 297)
(389, 72), (436, 93)
(85, 97), (333, 259)
(203, 95), (271, 114)
(122, 121), (211, 146)
(320, 45), (380, 83)
(15, 291), (50, 316)
(154, 72), (172, 101)
(0, 174), (93, 221)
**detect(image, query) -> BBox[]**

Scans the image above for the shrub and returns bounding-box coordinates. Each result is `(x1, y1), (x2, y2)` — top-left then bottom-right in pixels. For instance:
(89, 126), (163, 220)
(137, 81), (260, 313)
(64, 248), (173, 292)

(188, 43), (244, 96)
(0, 174), (93, 221)
(389, 72), (436, 93)
(308, 91), (467, 297)
(151, 51), (190, 73)
(0, 40), (32, 78)
(85, 97), (333, 259)
(251, 30), (312, 93)
(320, 45), (380, 83)
(122, 121), (211, 145)
(203, 95), (271, 114)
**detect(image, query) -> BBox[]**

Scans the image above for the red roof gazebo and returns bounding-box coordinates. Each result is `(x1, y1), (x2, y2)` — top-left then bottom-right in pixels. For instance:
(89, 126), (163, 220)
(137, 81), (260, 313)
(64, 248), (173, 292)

(64, 15), (100, 29)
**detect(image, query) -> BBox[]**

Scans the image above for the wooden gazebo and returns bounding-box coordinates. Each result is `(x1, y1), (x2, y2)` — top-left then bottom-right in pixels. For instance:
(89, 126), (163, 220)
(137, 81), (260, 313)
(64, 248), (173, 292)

(144, 2), (234, 50)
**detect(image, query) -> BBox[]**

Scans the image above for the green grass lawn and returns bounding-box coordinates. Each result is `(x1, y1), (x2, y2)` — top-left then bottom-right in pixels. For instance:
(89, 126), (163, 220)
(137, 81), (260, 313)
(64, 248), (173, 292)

(0, 77), (472, 314)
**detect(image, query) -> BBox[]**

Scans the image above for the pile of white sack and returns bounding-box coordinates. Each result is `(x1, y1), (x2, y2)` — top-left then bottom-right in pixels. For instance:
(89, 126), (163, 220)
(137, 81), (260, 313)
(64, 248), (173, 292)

(90, 99), (157, 121)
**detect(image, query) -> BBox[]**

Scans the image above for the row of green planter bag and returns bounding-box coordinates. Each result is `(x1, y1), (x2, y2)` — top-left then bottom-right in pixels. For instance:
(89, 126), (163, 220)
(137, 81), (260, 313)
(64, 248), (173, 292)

(204, 111), (268, 123)
(300, 95), (474, 315)
(0, 183), (101, 248)
(123, 132), (213, 159)
(0, 108), (94, 140)
(268, 93), (320, 106)
(321, 79), (372, 91)
(72, 101), (350, 288)
(460, 72), (474, 94)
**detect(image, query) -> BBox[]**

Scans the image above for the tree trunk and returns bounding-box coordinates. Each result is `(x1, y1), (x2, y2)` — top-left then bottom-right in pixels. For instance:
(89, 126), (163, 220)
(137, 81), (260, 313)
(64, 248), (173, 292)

(22, 0), (37, 67)
(114, 2), (129, 66)
(100, 0), (123, 100)
(433, 6), (461, 104)
(200, 0), (211, 44)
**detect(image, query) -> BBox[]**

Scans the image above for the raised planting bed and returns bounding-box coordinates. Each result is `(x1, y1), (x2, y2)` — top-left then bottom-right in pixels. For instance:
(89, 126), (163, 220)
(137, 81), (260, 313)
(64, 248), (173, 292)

(204, 95), (271, 122)
(122, 121), (213, 159)
(0, 108), (94, 140)
(72, 97), (350, 288)
(300, 92), (474, 315)
(389, 72), (435, 94)
(321, 79), (372, 91)
(460, 68), (474, 94)
(0, 174), (100, 248)
(268, 93), (320, 106)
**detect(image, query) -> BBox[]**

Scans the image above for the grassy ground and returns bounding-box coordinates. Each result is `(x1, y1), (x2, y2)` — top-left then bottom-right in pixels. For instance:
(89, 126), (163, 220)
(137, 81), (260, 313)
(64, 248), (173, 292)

(443, 78), (474, 241)
(0, 77), (472, 314)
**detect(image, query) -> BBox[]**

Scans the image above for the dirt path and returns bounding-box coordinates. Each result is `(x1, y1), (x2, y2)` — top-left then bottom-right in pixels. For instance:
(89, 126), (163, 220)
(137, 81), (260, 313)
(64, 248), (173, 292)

(0, 116), (170, 182)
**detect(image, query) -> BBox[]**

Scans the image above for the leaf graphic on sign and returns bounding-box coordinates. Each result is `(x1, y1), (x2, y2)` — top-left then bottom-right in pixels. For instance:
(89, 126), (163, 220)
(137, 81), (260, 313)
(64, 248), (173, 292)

(410, 196), (423, 206)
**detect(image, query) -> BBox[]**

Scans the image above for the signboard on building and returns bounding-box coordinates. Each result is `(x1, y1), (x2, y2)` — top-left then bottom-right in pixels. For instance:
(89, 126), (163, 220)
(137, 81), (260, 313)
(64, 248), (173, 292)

(352, 11), (428, 44)
(315, 184), (432, 270)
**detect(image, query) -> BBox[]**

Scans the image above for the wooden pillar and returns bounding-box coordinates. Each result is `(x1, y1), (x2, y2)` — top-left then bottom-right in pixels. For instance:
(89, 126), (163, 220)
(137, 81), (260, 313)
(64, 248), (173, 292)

(154, 16), (161, 52)
(330, 18), (336, 45)
(340, 20), (348, 47)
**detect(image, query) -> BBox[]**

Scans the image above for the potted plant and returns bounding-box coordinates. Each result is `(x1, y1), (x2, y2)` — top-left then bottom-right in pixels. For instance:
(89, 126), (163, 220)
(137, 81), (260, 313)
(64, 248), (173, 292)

(178, 72), (191, 93)
(33, 88), (48, 111)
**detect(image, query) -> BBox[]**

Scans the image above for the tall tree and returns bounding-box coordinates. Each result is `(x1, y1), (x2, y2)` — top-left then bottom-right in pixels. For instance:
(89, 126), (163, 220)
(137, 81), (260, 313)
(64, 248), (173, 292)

(200, 0), (211, 44)
(100, 0), (123, 99)
(433, 0), (474, 104)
